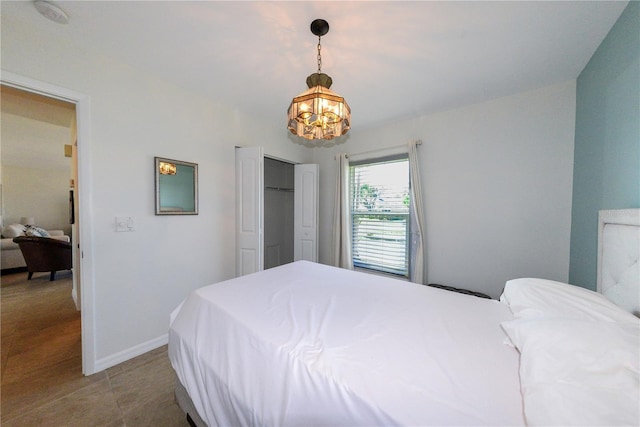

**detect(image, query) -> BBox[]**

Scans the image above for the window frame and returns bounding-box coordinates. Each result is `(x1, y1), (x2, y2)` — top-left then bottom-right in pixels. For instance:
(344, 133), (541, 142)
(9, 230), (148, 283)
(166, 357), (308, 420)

(349, 154), (411, 278)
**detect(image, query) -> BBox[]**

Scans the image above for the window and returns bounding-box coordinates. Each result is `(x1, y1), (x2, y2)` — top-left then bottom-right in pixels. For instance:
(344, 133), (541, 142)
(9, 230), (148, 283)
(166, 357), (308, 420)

(350, 155), (410, 277)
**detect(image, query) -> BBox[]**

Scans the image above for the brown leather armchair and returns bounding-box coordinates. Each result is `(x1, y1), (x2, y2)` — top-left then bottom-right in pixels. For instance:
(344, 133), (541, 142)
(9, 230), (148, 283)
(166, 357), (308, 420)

(12, 236), (72, 281)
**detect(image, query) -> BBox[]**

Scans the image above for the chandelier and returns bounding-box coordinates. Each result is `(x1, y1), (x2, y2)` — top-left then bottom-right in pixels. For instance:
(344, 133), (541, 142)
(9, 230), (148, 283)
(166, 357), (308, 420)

(287, 19), (351, 141)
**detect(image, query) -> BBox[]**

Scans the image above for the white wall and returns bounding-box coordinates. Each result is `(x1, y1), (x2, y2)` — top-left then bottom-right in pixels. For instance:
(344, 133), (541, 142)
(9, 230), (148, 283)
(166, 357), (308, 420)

(2, 165), (71, 234)
(1, 14), (311, 369)
(1, 109), (72, 233)
(313, 81), (576, 298)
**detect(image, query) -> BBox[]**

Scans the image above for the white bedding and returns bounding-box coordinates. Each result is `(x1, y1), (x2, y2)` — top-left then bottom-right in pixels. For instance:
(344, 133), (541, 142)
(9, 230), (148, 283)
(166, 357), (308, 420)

(169, 261), (524, 426)
(501, 278), (640, 426)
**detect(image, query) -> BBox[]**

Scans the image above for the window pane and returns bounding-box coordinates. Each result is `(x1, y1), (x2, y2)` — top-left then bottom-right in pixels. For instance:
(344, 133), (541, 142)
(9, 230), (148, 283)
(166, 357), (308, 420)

(350, 158), (410, 276)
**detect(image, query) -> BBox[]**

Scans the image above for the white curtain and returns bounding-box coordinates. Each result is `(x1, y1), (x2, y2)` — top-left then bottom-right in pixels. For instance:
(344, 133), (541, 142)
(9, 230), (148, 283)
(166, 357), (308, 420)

(408, 140), (426, 284)
(332, 153), (353, 269)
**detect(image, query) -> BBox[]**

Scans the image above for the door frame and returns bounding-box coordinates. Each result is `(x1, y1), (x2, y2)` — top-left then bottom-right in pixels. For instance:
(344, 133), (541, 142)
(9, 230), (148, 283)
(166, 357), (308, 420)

(1, 70), (97, 375)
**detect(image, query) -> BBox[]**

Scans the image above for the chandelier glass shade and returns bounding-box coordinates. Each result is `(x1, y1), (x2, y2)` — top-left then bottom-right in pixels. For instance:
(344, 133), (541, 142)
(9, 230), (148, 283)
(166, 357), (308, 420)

(287, 73), (350, 140)
(287, 19), (350, 141)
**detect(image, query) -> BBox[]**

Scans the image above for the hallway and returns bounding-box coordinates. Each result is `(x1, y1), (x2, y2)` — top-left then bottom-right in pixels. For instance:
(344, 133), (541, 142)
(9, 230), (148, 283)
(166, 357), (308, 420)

(1, 270), (185, 426)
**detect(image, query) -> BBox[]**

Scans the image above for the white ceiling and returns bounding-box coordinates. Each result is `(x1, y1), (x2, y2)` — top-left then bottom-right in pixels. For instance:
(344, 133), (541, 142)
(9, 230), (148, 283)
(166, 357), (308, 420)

(1, 1), (628, 133)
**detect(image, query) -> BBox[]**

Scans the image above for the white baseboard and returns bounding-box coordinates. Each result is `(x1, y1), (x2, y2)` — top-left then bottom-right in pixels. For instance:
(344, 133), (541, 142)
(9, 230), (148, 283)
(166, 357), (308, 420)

(93, 333), (168, 373)
(71, 287), (80, 311)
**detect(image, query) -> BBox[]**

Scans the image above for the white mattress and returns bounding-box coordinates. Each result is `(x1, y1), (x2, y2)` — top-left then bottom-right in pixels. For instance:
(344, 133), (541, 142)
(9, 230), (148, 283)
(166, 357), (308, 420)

(169, 261), (524, 426)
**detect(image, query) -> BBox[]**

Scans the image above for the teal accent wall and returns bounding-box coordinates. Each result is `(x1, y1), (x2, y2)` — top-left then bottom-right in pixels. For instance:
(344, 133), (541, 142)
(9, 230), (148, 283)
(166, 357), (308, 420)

(569, 1), (640, 290)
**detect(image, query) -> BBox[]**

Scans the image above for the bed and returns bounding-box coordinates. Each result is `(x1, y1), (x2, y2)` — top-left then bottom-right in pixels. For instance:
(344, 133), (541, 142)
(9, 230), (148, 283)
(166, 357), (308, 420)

(169, 208), (639, 426)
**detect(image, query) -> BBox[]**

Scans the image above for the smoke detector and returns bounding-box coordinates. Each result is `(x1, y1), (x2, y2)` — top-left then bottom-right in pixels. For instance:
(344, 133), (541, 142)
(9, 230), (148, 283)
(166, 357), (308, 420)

(34, 1), (69, 24)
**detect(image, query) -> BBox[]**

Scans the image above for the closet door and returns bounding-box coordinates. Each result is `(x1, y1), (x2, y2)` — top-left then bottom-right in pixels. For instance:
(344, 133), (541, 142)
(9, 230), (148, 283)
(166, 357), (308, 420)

(236, 147), (318, 276)
(294, 164), (318, 262)
(235, 147), (264, 276)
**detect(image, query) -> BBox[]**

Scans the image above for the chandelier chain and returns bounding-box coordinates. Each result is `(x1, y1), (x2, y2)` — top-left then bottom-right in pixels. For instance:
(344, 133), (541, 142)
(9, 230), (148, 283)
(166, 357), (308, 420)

(317, 36), (322, 73)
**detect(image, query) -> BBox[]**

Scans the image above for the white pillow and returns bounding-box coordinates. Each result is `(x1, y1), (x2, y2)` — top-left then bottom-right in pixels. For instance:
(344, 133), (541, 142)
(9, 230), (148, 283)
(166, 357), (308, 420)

(502, 318), (639, 426)
(24, 225), (51, 238)
(2, 223), (26, 238)
(500, 278), (637, 323)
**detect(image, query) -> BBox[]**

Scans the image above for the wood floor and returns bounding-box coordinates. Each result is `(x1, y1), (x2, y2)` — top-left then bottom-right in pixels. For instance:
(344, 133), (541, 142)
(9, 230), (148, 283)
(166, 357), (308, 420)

(1, 270), (188, 426)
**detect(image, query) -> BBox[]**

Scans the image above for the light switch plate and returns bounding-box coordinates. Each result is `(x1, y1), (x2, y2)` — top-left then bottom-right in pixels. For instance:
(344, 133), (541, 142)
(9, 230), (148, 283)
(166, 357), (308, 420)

(115, 216), (135, 232)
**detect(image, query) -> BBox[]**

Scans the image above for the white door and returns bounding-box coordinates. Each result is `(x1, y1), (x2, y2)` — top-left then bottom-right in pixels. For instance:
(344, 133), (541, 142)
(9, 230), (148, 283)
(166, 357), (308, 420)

(236, 147), (318, 276)
(235, 147), (264, 276)
(294, 164), (318, 262)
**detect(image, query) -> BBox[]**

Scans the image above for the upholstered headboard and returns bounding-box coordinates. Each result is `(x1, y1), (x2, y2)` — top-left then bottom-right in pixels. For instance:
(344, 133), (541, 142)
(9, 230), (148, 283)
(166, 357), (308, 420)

(597, 209), (640, 316)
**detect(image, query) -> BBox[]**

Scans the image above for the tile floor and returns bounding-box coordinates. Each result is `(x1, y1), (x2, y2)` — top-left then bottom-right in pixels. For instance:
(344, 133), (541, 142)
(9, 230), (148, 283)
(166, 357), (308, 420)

(1, 270), (188, 426)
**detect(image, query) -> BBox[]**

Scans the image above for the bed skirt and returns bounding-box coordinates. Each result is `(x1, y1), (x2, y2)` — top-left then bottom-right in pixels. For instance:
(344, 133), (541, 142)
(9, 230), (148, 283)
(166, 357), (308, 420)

(174, 375), (207, 427)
